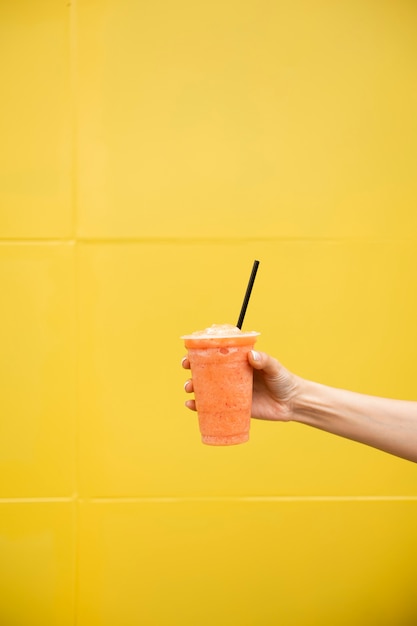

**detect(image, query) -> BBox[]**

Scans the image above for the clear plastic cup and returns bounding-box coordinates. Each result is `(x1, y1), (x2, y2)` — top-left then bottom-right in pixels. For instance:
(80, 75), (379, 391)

(182, 325), (259, 445)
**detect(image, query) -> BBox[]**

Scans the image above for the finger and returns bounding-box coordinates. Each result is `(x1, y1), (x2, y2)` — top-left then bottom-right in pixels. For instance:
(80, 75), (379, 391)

(185, 399), (196, 411)
(248, 350), (282, 377)
(184, 379), (194, 393)
(181, 356), (191, 370)
(248, 350), (266, 369)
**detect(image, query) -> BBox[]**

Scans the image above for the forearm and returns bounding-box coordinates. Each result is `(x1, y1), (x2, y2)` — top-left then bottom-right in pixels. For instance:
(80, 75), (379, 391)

(292, 378), (417, 463)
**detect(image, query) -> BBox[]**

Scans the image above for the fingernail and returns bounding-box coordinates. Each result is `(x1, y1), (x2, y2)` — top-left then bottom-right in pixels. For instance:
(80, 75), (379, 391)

(251, 350), (260, 361)
(181, 356), (187, 366)
(184, 380), (190, 391)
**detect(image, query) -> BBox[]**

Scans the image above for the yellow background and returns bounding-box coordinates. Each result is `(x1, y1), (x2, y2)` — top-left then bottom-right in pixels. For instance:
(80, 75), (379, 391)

(1, 0), (417, 624)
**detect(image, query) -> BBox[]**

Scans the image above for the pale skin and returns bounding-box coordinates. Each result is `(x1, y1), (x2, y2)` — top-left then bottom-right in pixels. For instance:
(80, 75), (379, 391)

(182, 350), (417, 463)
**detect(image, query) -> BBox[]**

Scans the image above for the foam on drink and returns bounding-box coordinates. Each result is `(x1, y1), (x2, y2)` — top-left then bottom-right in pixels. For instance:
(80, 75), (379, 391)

(182, 323), (258, 339)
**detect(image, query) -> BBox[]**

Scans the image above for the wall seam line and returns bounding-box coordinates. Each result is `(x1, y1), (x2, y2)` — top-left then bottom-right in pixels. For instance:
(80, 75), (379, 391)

(76, 495), (417, 503)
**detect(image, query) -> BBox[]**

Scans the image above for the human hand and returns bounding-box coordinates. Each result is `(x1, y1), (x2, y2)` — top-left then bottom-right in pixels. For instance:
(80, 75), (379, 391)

(182, 350), (299, 422)
(248, 350), (299, 421)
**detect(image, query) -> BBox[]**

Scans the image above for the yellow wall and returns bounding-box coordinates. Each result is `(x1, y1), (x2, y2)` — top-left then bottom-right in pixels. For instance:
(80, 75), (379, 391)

(1, 0), (417, 624)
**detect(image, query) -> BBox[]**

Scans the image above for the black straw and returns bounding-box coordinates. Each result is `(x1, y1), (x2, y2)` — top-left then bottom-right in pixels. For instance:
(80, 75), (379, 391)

(236, 260), (260, 329)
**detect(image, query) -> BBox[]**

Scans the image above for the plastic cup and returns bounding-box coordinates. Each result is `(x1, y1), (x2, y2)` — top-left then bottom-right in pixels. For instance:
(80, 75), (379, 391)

(182, 330), (259, 445)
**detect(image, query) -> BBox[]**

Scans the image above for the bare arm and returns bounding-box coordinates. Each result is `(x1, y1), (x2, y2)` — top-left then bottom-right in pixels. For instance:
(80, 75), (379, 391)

(293, 378), (417, 463)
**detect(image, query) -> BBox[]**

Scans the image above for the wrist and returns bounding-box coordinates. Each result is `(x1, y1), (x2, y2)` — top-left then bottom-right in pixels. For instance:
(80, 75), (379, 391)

(285, 375), (311, 422)
(291, 378), (333, 426)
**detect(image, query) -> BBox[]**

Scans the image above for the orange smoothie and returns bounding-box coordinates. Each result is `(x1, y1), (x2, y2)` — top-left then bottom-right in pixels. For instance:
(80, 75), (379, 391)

(182, 324), (259, 445)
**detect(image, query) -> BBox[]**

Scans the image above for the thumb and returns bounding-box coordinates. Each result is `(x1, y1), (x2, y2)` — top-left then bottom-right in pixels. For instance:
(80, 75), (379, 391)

(248, 350), (267, 370)
(248, 350), (283, 378)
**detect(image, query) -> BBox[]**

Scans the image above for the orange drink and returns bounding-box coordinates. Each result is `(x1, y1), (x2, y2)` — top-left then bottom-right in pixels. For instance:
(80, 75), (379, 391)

(182, 324), (259, 445)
